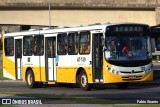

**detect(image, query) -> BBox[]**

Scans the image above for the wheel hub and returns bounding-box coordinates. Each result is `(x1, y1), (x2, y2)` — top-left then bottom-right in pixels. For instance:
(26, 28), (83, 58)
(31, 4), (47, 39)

(81, 74), (87, 87)
(27, 74), (32, 85)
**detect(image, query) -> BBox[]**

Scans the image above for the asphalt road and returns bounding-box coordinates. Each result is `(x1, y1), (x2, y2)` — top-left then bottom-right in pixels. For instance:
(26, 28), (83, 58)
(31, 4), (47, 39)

(0, 80), (160, 99)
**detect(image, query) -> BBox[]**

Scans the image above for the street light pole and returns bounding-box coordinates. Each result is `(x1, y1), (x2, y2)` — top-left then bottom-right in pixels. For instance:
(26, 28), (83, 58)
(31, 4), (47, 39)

(48, 0), (51, 28)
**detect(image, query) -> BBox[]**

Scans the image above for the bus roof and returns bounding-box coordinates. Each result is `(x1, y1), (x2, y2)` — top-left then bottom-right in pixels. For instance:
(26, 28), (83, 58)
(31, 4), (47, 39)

(3, 22), (149, 37)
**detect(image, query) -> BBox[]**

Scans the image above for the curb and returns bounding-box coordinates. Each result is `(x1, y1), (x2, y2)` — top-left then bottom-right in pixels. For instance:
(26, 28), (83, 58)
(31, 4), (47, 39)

(0, 80), (25, 82)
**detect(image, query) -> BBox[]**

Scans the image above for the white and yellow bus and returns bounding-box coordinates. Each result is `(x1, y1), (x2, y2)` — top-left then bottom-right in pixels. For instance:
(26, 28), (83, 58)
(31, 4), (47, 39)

(2, 23), (153, 91)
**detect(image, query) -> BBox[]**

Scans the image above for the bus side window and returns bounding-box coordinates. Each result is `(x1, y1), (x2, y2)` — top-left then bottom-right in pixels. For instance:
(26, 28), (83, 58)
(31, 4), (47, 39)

(23, 36), (33, 56)
(57, 33), (68, 55)
(68, 32), (78, 55)
(33, 35), (44, 56)
(4, 37), (14, 56)
(39, 35), (44, 55)
(79, 31), (90, 54)
(33, 36), (38, 55)
(47, 40), (52, 58)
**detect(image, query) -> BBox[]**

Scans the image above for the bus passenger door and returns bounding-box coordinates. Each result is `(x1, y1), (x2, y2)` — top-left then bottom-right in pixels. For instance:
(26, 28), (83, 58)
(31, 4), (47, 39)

(45, 37), (56, 81)
(92, 33), (103, 82)
(15, 39), (22, 79)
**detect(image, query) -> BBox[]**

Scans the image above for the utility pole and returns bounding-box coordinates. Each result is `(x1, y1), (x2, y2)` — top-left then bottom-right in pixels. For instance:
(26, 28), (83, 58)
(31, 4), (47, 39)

(48, 0), (51, 28)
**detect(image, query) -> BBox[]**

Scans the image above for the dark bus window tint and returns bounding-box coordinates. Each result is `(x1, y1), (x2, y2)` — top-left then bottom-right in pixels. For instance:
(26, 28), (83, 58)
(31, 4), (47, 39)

(39, 35), (44, 55)
(33, 36), (38, 55)
(57, 33), (67, 55)
(79, 32), (90, 54)
(23, 36), (33, 56)
(4, 37), (14, 56)
(47, 37), (56, 58)
(33, 35), (44, 56)
(156, 38), (160, 51)
(16, 40), (22, 58)
(68, 32), (78, 55)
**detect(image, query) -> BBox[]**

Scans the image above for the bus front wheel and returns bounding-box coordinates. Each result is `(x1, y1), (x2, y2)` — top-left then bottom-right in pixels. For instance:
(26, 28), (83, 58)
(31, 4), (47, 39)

(78, 71), (92, 91)
(26, 70), (38, 88)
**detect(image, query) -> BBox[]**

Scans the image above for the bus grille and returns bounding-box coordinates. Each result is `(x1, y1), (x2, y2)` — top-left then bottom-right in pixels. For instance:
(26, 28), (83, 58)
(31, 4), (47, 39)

(122, 76), (142, 80)
(120, 71), (144, 74)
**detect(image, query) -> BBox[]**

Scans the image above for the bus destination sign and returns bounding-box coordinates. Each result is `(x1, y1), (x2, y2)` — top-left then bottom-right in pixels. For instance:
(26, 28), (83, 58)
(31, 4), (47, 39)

(114, 26), (143, 32)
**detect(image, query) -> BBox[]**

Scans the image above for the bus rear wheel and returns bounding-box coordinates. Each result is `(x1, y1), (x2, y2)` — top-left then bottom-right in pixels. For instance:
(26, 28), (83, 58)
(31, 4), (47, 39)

(117, 82), (129, 89)
(26, 70), (38, 88)
(78, 71), (92, 91)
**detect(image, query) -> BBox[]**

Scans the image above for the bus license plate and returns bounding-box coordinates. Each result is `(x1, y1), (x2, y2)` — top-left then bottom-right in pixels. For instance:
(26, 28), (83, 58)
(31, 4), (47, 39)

(129, 75), (137, 79)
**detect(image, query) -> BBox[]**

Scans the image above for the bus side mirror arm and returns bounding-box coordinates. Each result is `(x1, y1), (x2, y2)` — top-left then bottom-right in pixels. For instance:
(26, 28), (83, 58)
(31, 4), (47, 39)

(101, 38), (105, 46)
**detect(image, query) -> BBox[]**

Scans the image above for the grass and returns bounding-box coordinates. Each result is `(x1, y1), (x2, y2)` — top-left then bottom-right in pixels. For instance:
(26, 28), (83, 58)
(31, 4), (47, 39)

(0, 49), (3, 80)
(0, 92), (114, 104)
(0, 67), (7, 80)
(0, 105), (17, 107)
(0, 67), (5, 80)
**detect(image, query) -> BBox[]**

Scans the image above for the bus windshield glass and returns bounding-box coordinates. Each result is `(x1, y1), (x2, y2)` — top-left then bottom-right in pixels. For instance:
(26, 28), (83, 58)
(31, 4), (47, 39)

(105, 34), (152, 61)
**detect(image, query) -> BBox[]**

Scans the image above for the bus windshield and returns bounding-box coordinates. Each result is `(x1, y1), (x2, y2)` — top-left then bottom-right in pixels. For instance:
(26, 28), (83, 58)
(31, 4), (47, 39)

(104, 34), (152, 61)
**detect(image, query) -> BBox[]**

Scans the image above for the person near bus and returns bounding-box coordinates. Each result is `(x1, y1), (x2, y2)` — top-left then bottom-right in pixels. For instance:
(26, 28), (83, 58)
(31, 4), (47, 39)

(122, 45), (129, 54)
(109, 40), (116, 54)
(85, 44), (90, 53)
(33, 40), (37, 54)
(64, 44), (68, 54)
(122, 44), (133, 57)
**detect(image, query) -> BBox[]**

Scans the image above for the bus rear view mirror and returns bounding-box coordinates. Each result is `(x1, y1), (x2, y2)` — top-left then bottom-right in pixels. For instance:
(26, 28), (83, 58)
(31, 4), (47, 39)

(101, 37), (105, 46)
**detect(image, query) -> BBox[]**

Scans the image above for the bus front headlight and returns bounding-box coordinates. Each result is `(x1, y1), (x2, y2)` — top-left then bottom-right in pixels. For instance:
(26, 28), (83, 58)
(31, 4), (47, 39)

(116, 71), (119, 75)
(112, 70), (115, 73)
(140, 66), (145, 71)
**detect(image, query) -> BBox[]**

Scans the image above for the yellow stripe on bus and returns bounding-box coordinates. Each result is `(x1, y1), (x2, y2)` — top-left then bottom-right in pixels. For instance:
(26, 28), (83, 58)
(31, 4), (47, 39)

(3, 56), (16, 78)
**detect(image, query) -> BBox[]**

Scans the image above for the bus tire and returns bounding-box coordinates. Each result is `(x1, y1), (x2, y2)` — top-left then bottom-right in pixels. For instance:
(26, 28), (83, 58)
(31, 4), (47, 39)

(117, 82), (129, 89)
(26, 70), (38, 88)
(78, 70), (92, 91)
